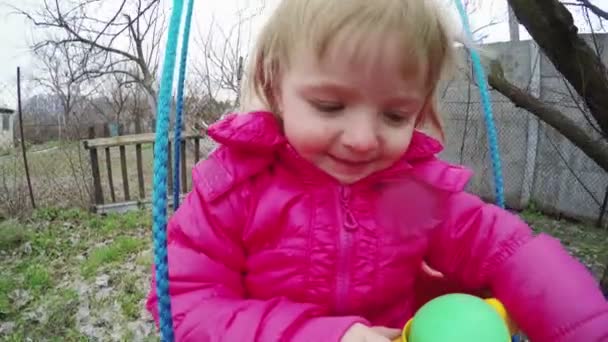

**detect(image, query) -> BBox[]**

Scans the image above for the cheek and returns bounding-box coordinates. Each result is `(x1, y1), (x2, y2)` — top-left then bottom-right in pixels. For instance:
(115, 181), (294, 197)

(281, 103), (335, 158)
(279, 88), (333, 157)
(283, 117), (333, 155)
(383, 127), (415, 159)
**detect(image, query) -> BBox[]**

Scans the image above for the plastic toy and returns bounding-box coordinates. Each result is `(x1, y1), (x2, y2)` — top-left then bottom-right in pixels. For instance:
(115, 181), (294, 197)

(394, 293), (518, 342)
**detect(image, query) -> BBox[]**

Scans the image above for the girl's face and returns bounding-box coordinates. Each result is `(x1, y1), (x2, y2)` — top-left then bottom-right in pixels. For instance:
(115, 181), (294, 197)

(276, 32), (430, 184)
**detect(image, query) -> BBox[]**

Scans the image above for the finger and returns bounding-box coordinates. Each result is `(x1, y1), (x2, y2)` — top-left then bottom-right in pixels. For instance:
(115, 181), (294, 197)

(366, 335), (391, 342)
(371, 327), (402, 339)
(421, 260), (444, 278)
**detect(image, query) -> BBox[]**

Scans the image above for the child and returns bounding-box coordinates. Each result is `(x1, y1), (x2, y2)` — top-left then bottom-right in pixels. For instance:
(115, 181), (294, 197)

(147, 0), (608, 341)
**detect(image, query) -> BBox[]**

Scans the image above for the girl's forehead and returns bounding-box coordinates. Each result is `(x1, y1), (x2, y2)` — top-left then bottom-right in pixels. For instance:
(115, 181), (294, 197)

(286, 33), (429, 101)
(293, 30), (427, 84)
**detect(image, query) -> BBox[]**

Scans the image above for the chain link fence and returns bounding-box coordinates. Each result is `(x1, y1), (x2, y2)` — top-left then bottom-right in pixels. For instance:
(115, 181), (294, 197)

(439, 38), (608, 227)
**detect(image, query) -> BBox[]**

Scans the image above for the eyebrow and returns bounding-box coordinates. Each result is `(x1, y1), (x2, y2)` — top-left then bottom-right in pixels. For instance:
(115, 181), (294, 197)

(300, 81), (420, 102)
(298, 81), (357, 98)
(384, 96), (422, 107)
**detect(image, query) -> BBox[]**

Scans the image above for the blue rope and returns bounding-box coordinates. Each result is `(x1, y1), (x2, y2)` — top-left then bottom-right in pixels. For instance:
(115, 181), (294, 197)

(454, 0), (506, 209)
(172, 0), (195, 211)
(152, 0), (187, 340)
(454, 1), (514, 340)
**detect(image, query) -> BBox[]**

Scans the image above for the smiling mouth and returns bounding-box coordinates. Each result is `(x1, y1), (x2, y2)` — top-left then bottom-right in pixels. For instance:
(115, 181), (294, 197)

(329, 154), (375, 167)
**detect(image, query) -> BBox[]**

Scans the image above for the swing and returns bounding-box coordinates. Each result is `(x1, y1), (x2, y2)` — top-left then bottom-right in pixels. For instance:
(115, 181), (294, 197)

(149, 0), (509, 341)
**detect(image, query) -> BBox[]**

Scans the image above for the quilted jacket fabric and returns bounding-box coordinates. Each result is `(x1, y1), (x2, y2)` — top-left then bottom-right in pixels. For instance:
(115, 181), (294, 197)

(147, 111), (608, 342)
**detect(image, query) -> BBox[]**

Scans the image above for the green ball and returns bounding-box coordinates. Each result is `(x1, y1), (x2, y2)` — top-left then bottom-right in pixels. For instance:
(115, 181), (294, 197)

(409, 294), (510, 342)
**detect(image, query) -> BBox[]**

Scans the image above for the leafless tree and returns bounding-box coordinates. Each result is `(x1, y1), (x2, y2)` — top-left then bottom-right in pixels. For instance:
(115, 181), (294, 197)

(192, 4), (264, 115)
(463, 0), (503, 42)
(88, 69), (134, 133)
(488, 0), (608, 173)
(31, 42), (95, 140)
(126, 84), (150, 133)
(14, 0), (166, 115)
(182, 78), (220, 130)
(564, 0), (608, 22)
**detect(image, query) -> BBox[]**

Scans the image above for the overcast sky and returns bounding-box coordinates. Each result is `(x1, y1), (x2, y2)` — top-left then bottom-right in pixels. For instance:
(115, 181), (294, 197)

(0, 0), (606, 108)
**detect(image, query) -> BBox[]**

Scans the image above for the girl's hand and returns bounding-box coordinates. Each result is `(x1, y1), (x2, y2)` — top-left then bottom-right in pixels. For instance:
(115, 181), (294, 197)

(341, 323), (402, 342)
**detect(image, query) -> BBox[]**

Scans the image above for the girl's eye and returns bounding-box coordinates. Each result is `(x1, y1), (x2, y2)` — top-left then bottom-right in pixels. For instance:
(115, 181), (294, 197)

(383, 111), (409, 124)
(311, 100), (344, 112)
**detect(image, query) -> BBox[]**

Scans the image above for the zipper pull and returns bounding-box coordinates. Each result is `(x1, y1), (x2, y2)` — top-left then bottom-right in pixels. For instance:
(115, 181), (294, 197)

(340, 186), (358, 231)
(340, 186), (351, 203)
(344, 209), (358, 231)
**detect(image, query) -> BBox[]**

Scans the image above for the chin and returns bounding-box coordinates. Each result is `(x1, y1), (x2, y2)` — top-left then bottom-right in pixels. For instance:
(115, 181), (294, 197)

(333, 173), (369, 185)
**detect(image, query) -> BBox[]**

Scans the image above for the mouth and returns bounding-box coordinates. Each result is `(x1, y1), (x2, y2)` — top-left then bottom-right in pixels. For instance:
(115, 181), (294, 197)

(329, 154), (375, 167)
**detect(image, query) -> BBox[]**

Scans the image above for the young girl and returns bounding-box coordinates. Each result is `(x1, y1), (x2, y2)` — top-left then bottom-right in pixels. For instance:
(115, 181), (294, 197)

(147, 0), (608, 341)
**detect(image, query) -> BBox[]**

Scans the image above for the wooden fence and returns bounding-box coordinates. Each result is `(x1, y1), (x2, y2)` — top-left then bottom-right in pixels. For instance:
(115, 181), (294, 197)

(83, 129), (204, 213)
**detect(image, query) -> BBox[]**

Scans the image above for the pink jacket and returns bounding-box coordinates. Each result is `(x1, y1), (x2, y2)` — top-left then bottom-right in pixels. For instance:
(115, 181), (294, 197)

(147, 111), (608, 342)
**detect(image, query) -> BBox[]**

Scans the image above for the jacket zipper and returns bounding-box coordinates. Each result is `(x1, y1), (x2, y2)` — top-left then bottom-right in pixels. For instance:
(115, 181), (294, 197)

(335, 185), (358, 314)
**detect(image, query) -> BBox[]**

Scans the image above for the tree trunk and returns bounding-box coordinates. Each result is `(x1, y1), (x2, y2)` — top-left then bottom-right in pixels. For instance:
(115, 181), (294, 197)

(507, 0), (608, 137)
(134, 108), (143, 134)
(143, 82), (157, 131)
(57, 112), (62, 141)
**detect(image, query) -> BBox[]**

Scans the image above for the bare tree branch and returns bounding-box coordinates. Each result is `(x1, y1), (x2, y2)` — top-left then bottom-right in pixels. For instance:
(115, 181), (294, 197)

(488, 61), (608, 172)
(13, 0), (165, 114)
(508, 0), (608, 136)
(464, 1), (504, 42)
(30, 42), (94, 139)
(193, 5), (263, 111)
(564, 0), (608, 21)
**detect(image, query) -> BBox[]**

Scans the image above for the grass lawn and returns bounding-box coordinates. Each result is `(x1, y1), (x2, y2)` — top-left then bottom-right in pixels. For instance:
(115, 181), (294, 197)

(0, 207), (606, 340)
(521, 209), (608, 278)
(0, 208), (156, 341)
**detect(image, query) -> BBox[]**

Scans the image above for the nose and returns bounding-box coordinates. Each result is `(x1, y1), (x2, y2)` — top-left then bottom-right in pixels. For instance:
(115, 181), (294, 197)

(341, 115), (380, 154)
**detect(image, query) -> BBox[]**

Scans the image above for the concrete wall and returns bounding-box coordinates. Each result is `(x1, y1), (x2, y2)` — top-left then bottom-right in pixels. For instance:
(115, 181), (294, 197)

(437, 35), (608, 224)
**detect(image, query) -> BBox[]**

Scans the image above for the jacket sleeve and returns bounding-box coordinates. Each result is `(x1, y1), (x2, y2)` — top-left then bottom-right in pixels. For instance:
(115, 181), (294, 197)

(146, 160), (367, 342)
(426, 191), (608, 342)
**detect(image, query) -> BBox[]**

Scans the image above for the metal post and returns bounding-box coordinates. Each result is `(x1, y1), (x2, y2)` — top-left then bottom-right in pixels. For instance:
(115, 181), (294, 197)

(17, 67), (36, 209)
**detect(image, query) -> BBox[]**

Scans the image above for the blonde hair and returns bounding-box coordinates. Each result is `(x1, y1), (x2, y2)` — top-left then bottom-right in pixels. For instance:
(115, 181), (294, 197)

(240, 0), (461, 141)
